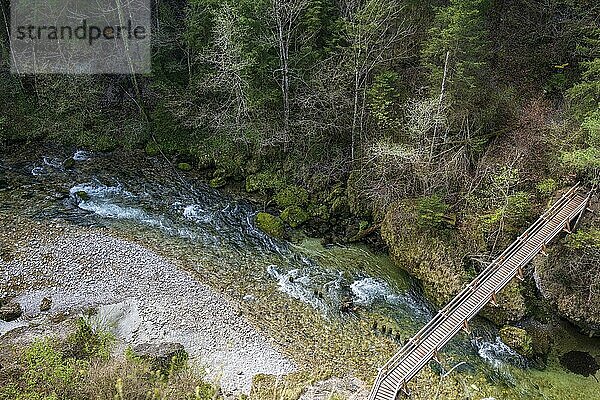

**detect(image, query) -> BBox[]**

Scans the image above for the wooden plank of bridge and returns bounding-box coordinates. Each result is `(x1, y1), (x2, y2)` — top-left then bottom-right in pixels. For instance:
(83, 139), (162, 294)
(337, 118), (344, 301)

(368, 185), (592, 400)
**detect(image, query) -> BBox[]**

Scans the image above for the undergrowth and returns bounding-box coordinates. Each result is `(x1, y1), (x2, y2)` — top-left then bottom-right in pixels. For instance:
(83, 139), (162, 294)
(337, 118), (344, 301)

(0, 318), (216, 400)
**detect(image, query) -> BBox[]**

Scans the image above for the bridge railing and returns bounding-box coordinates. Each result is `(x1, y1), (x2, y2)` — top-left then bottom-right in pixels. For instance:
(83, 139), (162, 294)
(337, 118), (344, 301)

(369, 183), (586, 399)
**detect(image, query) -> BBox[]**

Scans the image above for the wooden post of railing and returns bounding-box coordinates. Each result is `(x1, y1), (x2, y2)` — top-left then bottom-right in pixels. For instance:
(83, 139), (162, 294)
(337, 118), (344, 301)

(368, 185), (591, 400)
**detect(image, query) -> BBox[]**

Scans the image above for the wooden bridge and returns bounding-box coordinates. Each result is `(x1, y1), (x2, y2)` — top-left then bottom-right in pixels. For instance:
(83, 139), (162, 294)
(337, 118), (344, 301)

(369, 183), (593, 400)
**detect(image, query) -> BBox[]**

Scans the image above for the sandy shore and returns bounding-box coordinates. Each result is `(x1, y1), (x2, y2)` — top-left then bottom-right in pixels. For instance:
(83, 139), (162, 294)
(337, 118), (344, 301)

(0, 218), (295, 394)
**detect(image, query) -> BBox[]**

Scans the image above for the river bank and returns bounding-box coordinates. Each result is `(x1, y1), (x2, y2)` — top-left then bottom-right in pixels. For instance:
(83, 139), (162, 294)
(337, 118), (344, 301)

(0, 215), (295, 394)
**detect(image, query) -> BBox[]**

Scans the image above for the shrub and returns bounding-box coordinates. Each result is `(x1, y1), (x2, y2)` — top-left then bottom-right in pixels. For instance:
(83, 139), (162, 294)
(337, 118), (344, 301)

(536, 178), (558, 197)
(63, 318), (113, 360)
(0, 319), (215, 400)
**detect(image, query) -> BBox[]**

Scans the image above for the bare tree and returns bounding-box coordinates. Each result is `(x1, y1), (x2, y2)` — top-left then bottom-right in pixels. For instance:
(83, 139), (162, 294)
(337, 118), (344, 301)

(339, 0), (413, 162)
(208, 3), (252, 133)
(269, 0), (308, 144)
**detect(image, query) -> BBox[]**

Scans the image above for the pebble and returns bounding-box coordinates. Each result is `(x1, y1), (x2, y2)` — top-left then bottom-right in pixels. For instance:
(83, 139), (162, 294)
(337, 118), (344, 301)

(1, 221), (295, 393)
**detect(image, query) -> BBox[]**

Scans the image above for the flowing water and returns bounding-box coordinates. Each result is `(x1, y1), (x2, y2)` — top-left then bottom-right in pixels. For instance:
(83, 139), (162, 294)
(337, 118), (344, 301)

(1, 143), (599, 399)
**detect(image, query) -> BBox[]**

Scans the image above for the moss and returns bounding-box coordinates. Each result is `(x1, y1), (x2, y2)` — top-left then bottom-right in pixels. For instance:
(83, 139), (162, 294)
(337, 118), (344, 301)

(537, 225), (600, 335)
(381, 199), (468, 305)
(308, 203), (330, 220)
(416, 195), (450, 230)
(281, 206), (310, 228)
(480, 280), (527, 325)
(246, 171), (286, 193)
(145, 142), (160, 156)
(565, 228), (600, 249)
(274, 186), (309, 209)
(499, 326), (534, 357)
(256, 212), (285, 238)
(215, 153), (247, 180)
(359, 220), (369, 231)
(177, 162), (193, 171)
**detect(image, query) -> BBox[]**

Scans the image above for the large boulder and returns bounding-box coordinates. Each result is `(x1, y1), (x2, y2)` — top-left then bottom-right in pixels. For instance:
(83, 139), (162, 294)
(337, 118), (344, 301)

(381, 199), (467, 305)
(280, 206), (309, 228)
(255, 212), (285, 238)
(535, 223), (600, 336)
(479, 280), (527, 325)
(499, 326), (534, 358)
(40, 297), (52, 312)
(274, 185), (308, 209)
(0, 301), (23, 322)
(382, 198), (528, 324)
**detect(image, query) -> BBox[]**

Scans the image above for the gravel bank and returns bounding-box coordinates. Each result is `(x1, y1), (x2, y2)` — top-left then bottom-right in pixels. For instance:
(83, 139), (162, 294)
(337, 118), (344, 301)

(0, 219), (295, 394)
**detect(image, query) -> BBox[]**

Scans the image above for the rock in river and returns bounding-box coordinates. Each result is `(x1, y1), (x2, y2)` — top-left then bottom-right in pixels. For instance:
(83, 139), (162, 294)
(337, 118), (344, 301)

(0, 301), (23, 322)
(40, 297), (52, 312)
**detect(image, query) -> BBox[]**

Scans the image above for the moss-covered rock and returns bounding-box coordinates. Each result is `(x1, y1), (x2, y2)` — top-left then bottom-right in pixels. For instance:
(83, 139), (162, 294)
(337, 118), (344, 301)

(499, 326), (534, 358)
(281, 206), (309, 228)
(74, 191), (90, 201)
(145, 142), (160, 156)
(274, 186), (309, 209)
(381, 199), (468, 305)
(480, 280), (527, 325)
(536, 223), (600, 336)
(177, 162), (193, 171)
(256, 212), (285, 238)
(307, 203), (330, 220)
(246, 171), (285, 193)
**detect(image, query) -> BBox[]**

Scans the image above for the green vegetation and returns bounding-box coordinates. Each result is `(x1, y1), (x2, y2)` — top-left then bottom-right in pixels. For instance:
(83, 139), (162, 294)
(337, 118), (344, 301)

(250, 369), (338, 400)
(536, 178), (559, 197)
(416, 195), (450, 230)
(255, 212), (285, 238)
(274, 186), (309, 209)
(0, 319), (215, 400)
(499, 326), (534, 358)
(280, 206), (310, 228)
(245, 172), (286, 194)
(177, 163), (193, 172)
(2, 1), (600, 395)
